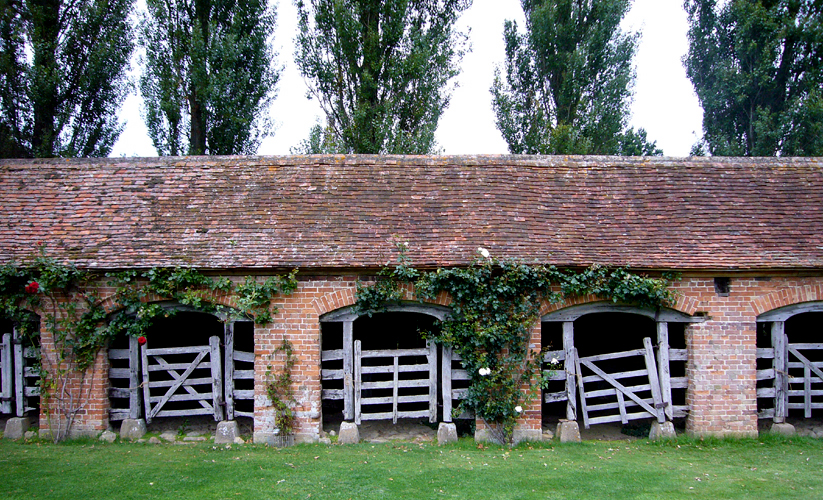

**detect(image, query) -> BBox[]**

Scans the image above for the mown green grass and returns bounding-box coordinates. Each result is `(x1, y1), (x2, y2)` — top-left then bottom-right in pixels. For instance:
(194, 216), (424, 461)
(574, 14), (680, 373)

(1, 434), (821, 499)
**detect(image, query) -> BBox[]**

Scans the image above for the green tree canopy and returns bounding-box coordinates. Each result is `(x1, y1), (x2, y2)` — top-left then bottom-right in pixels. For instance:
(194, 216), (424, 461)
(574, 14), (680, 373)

(0, 0), (134, 158)
(684, 0), (823, 157)
(491, 0), (661, 156)
(140, 0), (279, 156)
(294, 0), (471, 155)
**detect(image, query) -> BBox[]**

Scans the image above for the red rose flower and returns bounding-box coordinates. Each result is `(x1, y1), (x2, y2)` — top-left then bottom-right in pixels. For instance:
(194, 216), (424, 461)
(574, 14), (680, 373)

(25, 281), (39, 294)
(137, 336), (147, 346)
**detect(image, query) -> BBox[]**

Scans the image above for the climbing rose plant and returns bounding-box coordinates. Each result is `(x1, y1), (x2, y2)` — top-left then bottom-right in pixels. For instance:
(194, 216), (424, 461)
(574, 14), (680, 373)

(356, 243), (677, 445)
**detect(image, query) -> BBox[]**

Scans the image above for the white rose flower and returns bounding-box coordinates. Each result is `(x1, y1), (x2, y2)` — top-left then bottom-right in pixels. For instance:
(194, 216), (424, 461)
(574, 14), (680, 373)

(550, 357), (559, 365)
(478, 367), (491, 376)
(477, 247), (490, 259)
(515, 406), (523, 413)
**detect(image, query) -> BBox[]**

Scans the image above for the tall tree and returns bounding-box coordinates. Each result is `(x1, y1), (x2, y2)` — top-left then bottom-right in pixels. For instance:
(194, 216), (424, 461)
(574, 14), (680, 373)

(294, 0), (471, 155)
(140, 0), (279, 156)
(0, 0), (134, 158)
(491, 0), (660, 156)
(684, 0), (823, 156)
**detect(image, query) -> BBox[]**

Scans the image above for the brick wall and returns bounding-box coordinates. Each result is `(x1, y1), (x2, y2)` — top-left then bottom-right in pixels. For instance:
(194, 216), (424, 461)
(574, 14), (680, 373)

(32, 273), (823, 441)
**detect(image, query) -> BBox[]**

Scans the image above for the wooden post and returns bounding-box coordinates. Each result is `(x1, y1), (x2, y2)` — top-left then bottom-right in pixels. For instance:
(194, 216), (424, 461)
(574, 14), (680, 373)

(128, 335), (141, 419)
(442, 346), (453, 423)
(772, 321), (787, 423)
(574, 349), (589, 428)
(13, 327), (24, 417)
(354, 340), (362, 425)
(657, 322), (673, 420)
(209, 336), (224, 421)
(140, 342), (152, 423)
(224, 322), (235, 421)
(392, 356), (399, 424)
(643, 337), (666, 423)
(427, 340), (438, 423)
(563, 322), (577, 421)
(1, 333), (11, 414)
(343, 321), (354, 421)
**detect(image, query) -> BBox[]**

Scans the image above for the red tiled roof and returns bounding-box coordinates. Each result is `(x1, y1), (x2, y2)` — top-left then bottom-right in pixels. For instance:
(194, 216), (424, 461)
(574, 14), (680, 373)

(1, 155), (821, 271)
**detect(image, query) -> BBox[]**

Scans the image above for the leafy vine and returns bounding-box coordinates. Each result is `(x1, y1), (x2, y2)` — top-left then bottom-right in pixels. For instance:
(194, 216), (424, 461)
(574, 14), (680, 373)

(356, 243), (677, 445)
(265, 340), (298, 436)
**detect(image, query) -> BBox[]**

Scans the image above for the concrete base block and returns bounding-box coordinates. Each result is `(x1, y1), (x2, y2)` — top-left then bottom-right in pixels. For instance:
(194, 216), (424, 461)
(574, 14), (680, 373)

(214, 420), (240, 444)
(555, 419), (581, 443)
(120, 419), (147, 441)
(649, 421), (676, 440)
(770, 422), (797, 436)
(437, 422), (458, 445)
(338, 421), (360, 444)
(3, 417), (30, 440)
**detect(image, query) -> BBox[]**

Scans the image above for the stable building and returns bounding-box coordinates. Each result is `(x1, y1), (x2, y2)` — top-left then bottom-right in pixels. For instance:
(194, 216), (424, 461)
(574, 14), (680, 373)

(1, 155), (822, 442)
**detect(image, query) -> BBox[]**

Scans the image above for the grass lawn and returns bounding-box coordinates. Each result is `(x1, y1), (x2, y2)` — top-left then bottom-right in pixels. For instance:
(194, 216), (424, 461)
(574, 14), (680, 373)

(1, 434), (822, 499)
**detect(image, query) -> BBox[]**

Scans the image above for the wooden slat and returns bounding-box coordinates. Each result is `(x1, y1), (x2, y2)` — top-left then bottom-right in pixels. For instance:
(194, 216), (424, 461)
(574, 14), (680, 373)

(544, 391), (569, 403)
(588, 411), (653, 426)
(788, 403), (823, 409)
(787, 361), (823, 369)
(544, 370), (566, 381)
(233, 350), (254, 363)
(585, 384), (652, 399)
(23, 366), (38, 377)
(563, 322), (577, 421)
(442, 345), (453, 422)
(427, 340), (438, 423)
(756, 348), (775, 359)
(141, 342), (152, 422)
(757, 368), (775, 381)
(148, 377), (215, 388)
(578, 348), (646, 363)
(787, 343), (823, 350)
(322, 389), (345, 400)
(1, 333), (12, 414)
(209, 336), (224, 421)
(322, 368), (344, 380)
(354, 339), (361, 425)
(24, 387), (39, 397)
(361, 379), (430, 390)
(150, 392), (214, 403)
(643, 337), (666, 423)
(145, 346), (210, 356)
(109, 409), (129, 421)
(360, 363), (429, 374)
(129, 335), (141, 420)
(154, 408), (214, 418)
(360, 410), (430, 421)
(658, 322), (673, 420)
(361, 394), (431, 405)
(669, 349), (688, 361)
(670, 377), (688, 389)
(233, 369), (254, 380)
(108, 348), (130, 360)
(542, 350), (564, 363)
(110, 387), (130, 399)
(13, 332), (25, 417)
(344, 321), (353, 421)
(757, 387), (777, 398)
(575, 348), (589, 429)
(580, 369), (649, 384)
(148, 361), (211, 372)
(452, 388), (468, 399)
(360, 348), (429, 358)
(224, 322), (235, 420)
(451, 369), (470, 381)
(773, 323), (787, 423)
(109, 368), (131, 379)
(234, 410), (254, 419)
(392, 357), (399, 423)
(233, 389), (255, 399)
(787, 389), (823, 396)
(321, 349), (345, 361)
(758, 408), (776, 419)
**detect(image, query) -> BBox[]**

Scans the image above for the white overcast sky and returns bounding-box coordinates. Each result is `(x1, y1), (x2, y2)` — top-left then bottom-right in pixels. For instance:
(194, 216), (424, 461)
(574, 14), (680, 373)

(111, 0), (704, 158)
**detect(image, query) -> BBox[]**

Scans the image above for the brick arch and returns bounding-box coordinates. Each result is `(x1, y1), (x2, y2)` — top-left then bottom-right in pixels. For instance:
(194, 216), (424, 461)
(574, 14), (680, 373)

(99, 289), (243, 319)
(539, 293), (699, 319)
(311, 282), (451, 318)
(753, 285), (823, 318)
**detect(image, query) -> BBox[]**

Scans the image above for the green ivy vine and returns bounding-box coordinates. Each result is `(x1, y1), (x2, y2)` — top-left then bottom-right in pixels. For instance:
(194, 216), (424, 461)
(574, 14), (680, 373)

(265, 339), (298, 436)
(355, 243), (677, 445)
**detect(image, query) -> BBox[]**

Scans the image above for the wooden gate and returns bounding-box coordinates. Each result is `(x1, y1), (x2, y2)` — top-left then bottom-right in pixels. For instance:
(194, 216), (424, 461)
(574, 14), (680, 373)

(1, 328), (40, 417)
(140, 336), (224, 423)
(1, 333), (11, 414)
(573, 337), (666, 428)
(353, 340), (438, 424)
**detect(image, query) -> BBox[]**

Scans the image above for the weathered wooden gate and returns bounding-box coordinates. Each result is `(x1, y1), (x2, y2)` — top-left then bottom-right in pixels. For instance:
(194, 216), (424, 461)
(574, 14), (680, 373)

(140, 336), (224, 424)
(758, 321), (823, 421)
(543, 318), (688, 427)
(1, 328), (40, 417)
(223, 322), (255, 420)
(353, 339), (438, 424)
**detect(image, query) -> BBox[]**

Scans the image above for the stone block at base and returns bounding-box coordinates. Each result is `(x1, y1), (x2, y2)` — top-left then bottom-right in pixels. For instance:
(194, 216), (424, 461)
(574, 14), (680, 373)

(649, 421), (676, 440)
(3, 417), (30, 440)
(770, 422), (796, 436)
(99, 430), (117, 443)
(437, 422), (458, 445)
(338, 422), (360, 444)
(555, 419), (581, 443)
(120, 419), (147, 441)
(214, 420), (240, 444)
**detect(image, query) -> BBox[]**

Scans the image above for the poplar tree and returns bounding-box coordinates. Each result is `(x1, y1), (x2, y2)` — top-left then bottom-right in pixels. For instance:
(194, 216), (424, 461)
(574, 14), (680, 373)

(294, 0), (471, 154)
(0, 0), (133, 158)
(491, 0), (660, 156)
(684, 0), (823, 156)
(140, 0), (279, 156)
